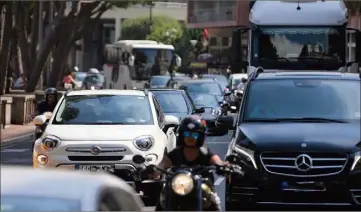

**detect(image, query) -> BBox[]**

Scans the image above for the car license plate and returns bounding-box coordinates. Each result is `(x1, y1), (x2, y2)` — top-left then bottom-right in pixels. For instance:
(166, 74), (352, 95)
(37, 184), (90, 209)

(75, 165), (114, 172)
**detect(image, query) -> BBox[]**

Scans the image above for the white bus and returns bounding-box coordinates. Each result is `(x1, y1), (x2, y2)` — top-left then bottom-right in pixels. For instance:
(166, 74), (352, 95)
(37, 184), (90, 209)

(103, 40), (181, 89)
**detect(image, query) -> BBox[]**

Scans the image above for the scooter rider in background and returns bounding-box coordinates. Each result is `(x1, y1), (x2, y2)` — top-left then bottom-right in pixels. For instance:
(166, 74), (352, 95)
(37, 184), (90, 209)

(152, 115), (227, 211)
(36, 87), (58, 115)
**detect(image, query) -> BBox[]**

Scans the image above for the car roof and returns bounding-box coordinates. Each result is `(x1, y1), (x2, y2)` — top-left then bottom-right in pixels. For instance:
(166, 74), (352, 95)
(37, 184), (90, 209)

(255, 71), (360, 80)
(1, 166), (137, 200)
(148, 88), (183, 93)
(180, 79), (217, 84)
(230, 73), (248, 79)
(66, 89), (146, 96)
(151, 75), (170, 78)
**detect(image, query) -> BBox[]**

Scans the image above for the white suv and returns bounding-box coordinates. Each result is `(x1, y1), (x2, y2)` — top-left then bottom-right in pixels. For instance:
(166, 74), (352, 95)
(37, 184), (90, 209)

(32, 89), (179, 177)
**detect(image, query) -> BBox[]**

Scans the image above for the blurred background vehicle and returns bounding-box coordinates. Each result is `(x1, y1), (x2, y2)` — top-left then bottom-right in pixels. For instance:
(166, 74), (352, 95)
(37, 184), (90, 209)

(227, 73), (248, 91)
(149, 89), (203, 121)
(74, 72), (87, 88)
(178, 79), (224, 103)
(1, 166), (144, 211)
(165, 75), (191, 89)
(200, 74), (228, 91)
(82, 73), (105, 90)
(145, 75), (171, 89)
(188, 93), (225, 135)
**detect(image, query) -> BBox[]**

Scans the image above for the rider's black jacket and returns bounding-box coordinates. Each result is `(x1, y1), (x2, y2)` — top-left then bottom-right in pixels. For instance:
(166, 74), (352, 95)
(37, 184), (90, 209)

(167, 146), (216, 183)
(37, 101), (56, 114)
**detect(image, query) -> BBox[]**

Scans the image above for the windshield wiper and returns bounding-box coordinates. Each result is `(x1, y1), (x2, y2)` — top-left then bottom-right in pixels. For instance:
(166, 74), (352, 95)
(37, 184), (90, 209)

(246, 117), (347, 123)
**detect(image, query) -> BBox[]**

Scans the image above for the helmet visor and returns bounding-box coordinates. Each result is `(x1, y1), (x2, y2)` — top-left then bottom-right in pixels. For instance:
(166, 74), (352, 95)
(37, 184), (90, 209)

(183, 131), (200, 139)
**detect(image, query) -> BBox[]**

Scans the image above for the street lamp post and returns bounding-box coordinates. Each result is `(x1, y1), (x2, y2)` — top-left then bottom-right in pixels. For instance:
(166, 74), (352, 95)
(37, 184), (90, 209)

(149, 3), (153, 34)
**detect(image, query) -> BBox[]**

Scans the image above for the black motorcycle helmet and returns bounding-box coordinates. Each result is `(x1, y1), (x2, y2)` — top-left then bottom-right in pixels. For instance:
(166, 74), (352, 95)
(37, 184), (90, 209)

(177, 115), (207, 148)
(44, 87), (58, 101)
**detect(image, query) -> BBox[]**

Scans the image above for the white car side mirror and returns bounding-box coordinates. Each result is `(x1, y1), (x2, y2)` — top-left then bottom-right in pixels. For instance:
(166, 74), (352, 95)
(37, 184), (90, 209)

(33, 115), (47, 126)
(129, 56), (135, 66)
(164, 115), (180, 126)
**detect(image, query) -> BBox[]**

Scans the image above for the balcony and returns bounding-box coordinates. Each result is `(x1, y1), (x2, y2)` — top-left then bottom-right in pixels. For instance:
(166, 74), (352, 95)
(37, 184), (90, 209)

(187, 0), (249, 28)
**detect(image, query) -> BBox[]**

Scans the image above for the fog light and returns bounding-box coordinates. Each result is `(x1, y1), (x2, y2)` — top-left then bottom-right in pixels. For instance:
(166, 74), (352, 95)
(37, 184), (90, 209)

(145, 154), (158, 165)
(36, 154), (48, 165)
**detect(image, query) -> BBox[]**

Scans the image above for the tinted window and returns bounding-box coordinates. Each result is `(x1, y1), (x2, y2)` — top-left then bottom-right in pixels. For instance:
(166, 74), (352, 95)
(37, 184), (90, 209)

(1, 196), (81, 211)
(183, 83), (222, 95)
(153, 92), (188, 113)
(53, 95), (153, 125)
(189, 93), (219, 108)
(244, 79), (360, 121)
(150, 76), (170, 86)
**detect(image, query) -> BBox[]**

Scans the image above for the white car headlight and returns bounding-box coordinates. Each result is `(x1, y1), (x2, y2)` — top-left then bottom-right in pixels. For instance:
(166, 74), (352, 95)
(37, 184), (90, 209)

(212, 108), (222, 116)
(233, 144), (258, 170)
(351, 151), (361, 171)
(171, 173), (194, 196)
(133, 136), (154, 151)
(41, 135), (61, 151)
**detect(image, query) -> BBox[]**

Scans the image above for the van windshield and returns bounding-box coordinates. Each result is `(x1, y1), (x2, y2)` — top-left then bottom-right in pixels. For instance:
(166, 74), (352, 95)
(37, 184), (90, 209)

(244, 79), (360, 122)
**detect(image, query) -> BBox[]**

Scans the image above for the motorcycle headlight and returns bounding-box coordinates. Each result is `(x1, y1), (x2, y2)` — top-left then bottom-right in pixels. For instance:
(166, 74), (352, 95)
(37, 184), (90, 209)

(41, 135), (60, 151)
(133, 136), (154, 151)
(233, 144), (258, 170)
(171, 173), (194, 196)
(351, 151), (361, 171)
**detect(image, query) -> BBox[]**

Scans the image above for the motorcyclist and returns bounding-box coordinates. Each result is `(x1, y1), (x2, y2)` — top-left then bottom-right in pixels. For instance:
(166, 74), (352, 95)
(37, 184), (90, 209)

(36, 87), (58, 115)
(153, 115), (227, 211)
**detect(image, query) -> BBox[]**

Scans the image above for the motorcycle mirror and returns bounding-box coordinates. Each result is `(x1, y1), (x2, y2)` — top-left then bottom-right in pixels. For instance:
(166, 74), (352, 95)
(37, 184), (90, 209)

(132, 155), (146, 164)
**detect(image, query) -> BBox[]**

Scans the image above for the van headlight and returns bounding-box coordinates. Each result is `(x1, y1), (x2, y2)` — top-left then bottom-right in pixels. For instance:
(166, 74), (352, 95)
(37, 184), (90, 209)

(233, 144), (258, 170)
(41, 135), (60, 151)
(351, 151), (361, 171)
(171, 173), (194, 196)
(133, 136), (154, 151)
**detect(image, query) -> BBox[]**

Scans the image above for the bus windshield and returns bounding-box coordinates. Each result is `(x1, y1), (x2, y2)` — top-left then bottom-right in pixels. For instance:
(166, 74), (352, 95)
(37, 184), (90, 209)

(132, 48), (174, 80)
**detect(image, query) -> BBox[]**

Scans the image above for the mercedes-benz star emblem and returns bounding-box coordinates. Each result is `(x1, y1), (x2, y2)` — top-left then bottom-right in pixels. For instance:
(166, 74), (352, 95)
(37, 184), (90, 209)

(90, 146), (101, 155)
(295, 154), (312, 172)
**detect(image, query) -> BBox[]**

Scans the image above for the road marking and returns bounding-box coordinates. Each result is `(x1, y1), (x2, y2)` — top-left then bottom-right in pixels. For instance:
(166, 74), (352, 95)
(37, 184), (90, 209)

(1, 149), (29, 153)
(214, 177), (225, 186)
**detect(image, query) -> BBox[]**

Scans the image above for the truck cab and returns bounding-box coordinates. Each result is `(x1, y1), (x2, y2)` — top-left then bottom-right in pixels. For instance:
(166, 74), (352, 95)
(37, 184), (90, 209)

(232, 0), (361, 76)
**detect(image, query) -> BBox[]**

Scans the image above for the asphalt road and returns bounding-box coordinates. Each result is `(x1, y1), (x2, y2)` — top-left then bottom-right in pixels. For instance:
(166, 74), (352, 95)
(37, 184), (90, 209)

(0, 133), (232, 210)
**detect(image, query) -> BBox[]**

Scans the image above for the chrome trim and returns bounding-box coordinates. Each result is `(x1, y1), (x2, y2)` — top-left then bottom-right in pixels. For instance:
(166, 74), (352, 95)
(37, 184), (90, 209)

(256, 202), (351, 206)
(282, 188), (326, 192)
(260, 152), (349, 177)
(56, 163), (137, 171)
(66, 147), (126, 153)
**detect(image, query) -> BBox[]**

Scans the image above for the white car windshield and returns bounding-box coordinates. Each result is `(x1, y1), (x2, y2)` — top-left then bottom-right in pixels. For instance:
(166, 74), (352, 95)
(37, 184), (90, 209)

(53, 95), (154, 125)
(1, 196), (81, 211)
(244, 79), (360, 122)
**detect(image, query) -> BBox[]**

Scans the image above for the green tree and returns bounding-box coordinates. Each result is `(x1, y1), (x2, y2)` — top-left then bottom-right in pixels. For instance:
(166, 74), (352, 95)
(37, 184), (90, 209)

(121, 15), (183, 46)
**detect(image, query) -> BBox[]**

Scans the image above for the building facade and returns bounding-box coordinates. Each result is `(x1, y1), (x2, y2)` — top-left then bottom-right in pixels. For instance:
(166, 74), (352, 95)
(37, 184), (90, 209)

(71, 2), (187, 73)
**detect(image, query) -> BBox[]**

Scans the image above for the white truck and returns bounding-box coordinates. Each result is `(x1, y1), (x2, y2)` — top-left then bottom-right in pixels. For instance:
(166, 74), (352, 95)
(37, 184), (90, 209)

(231, 0), (361, 76)
(103, 40), (181, 89)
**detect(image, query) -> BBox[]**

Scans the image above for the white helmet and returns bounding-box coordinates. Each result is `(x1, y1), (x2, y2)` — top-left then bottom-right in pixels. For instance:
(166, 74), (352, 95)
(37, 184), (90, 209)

(88, 68), (99, 74)
(73, 66), (79, 72)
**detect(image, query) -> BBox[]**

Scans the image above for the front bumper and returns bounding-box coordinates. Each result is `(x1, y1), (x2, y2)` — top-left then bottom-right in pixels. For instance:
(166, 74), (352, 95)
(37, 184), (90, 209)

(227, 170), (361, 209)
